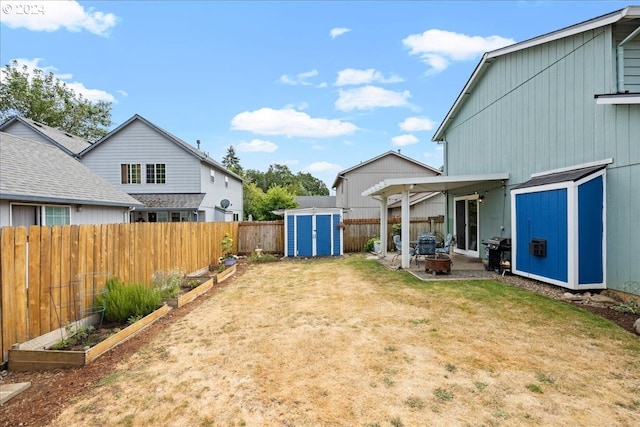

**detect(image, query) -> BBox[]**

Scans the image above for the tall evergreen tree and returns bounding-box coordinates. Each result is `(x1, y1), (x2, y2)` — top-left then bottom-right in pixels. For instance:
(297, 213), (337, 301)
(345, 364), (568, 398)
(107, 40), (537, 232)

(222, 145), (243, 175)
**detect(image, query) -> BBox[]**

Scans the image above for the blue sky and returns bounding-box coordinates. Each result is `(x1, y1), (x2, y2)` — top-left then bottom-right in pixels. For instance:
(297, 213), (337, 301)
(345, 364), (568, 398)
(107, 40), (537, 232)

(0, 0), (631, 191)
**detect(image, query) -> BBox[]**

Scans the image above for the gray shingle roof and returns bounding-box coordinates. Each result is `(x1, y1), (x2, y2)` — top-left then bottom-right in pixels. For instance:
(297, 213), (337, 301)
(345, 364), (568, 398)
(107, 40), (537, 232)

(513, 165), (606, 189)
(0, 132), (143, 207)
(129, 193), (206, 210)
(0, 116), (92, 155)
(295, 196), (337, 209)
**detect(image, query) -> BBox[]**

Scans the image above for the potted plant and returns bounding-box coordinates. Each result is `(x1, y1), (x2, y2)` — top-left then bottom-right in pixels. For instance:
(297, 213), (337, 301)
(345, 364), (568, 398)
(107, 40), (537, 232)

(364, 236), (381, 254)
(219, 232), (237, 266)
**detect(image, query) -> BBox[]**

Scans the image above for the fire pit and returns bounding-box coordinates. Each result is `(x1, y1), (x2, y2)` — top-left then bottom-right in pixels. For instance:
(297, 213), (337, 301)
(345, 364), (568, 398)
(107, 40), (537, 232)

(424, 254), (452, 275)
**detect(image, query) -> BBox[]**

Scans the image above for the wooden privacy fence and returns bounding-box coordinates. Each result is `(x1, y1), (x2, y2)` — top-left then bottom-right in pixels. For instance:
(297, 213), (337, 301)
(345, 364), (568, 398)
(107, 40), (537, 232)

(237, 221), (284, 255)
(342, 216), (445, 252)
(0, 217), (444, 363)
(0, 221), (237, 363)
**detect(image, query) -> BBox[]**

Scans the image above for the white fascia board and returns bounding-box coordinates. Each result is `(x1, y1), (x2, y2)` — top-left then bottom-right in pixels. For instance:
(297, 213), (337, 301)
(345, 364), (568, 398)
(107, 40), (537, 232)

(594, 94), (640, 104)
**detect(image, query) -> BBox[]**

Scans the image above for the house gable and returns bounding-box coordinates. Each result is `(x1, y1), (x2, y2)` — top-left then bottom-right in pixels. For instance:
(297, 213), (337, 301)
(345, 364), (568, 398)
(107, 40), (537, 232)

(0, 116), (91, 156)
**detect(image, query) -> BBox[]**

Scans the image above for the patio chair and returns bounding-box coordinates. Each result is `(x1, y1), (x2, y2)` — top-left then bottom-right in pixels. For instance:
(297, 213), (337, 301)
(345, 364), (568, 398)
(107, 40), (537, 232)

(435, 233), (453, 254)
(392, 234), (415, 264)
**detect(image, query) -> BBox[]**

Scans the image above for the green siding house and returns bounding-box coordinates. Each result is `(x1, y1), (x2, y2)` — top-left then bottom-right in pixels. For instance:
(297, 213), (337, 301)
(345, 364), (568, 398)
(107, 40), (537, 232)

(431, 6), (639, 296)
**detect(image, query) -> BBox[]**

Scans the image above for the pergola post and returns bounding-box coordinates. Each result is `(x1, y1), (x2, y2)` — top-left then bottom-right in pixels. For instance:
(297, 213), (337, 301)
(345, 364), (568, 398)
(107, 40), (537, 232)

(379, 196), (388, 257)
(401, 187), (411, 268)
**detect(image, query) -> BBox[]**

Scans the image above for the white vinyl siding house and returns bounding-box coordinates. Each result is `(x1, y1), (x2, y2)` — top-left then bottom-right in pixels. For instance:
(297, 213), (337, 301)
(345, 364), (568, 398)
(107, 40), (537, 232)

(78, 115), (243, 222)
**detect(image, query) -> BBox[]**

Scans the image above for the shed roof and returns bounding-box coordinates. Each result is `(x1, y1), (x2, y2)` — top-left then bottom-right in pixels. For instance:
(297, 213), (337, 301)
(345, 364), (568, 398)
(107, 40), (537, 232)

(513, 165), (606, 190)
(0, 132), (142, 207)
(295, 196), (337, 209)
(433, 5), (640, 142)
(0, 116), (92, 155)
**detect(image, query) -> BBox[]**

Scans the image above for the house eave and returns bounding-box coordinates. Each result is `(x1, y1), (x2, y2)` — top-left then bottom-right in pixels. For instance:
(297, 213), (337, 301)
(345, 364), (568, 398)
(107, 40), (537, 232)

(594, 93), (640, 104)
(432, 6), (640, 142)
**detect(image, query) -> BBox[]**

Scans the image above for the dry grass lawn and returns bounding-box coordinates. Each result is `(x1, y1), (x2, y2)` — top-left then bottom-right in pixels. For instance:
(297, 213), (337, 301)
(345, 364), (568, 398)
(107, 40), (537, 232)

(52, 256), (640, 426)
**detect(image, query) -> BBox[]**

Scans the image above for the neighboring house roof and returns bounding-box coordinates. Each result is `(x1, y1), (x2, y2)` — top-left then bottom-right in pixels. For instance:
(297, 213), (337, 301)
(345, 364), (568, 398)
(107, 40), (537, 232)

(295, 196), (337, 209)
(0, 132), (143, 207)
(332, 150), (441, 188)
(433, 5), (640, 141)
(387, 192), (441, 209)
(79, 114), (243, 182)
(129, 193), (206, 210)
(0, 116), (92, 155)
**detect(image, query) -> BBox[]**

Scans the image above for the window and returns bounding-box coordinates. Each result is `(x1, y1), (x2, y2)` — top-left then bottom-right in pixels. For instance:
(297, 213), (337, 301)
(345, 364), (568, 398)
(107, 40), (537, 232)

(121, 164), (141, 184)
(233, 213), (239, 221)
(210, 169), (215, 183)
(44, 206), (70, 225)
(225, 176), (229, 188)
(157, 212), (169, 222)
(146, 163), (166, 184)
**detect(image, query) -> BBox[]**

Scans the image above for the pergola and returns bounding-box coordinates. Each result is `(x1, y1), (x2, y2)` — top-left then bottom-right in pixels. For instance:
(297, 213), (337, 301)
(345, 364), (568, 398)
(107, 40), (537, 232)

(362, 173), (509, 268)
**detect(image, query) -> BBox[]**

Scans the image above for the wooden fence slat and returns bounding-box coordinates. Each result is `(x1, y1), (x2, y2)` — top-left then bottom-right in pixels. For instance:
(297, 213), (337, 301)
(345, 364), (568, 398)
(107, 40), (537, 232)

(1, 227), (16, 362)
(38, 227), (51, 339)
(28, 226), (41, 339)
(13, 228), (28, 345)
(50, 226), (62, 331)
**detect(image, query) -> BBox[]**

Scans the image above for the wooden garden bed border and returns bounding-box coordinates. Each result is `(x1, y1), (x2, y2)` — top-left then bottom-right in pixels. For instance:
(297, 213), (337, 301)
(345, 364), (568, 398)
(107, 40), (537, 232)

(8, 304), (171, 371)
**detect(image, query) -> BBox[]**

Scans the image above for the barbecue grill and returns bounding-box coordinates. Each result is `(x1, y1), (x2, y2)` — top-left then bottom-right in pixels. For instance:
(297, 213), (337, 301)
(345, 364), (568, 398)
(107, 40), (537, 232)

(482, 237), (511, 273)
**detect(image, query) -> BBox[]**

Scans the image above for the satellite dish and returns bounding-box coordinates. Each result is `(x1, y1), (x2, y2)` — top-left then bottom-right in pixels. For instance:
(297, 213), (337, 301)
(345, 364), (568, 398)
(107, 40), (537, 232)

(220, 199), (230, 209)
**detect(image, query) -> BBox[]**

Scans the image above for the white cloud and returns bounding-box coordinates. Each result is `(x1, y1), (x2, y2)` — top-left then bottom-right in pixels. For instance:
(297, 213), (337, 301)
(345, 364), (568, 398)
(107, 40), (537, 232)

(231, 108), (359, 138)
(305, 161), (342, 173)
(116, 89), (128, 97)
(399, 116), (436, 132)
(391, 134), (419, 146)
(335, 85), (412, 111)
(5, 58), (115, 102)
(236, 139), (278, 153)
(330, 27), (350, 38)
(335, 68), (404, 86)
(0, 1), (118, 36)
(403, 29), (515, 73)
(279, 69), (319, 86)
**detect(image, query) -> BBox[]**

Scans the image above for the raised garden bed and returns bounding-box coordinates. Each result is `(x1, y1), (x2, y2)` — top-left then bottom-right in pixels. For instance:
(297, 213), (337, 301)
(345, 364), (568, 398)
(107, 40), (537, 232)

(162, 264), (236, 308)
(8, 304), (170, 371)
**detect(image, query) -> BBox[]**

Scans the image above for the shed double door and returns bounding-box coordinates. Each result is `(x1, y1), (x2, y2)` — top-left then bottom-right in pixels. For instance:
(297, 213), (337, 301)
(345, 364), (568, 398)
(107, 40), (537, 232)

(296, 214), (332, 256)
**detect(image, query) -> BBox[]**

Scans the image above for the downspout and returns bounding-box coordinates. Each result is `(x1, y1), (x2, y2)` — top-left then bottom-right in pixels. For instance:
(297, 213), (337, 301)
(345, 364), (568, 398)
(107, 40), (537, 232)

(617, 25), (640, 93)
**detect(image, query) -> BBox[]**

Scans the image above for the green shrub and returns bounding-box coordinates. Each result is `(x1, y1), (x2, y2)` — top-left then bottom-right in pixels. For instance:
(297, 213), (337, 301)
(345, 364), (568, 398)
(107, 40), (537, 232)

(101, 277), (161, 323)
(152, 270), (183, 298)
(363, 237), (380, 252)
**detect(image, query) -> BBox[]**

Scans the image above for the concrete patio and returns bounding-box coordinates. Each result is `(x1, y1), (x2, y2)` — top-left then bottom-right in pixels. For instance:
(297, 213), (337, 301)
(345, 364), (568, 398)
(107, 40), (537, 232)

(371, 250), (499, 281)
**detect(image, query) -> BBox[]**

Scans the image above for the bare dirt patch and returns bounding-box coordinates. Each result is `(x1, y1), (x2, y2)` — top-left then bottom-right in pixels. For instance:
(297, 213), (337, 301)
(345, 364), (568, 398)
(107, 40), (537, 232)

(2, 256), (639, 426)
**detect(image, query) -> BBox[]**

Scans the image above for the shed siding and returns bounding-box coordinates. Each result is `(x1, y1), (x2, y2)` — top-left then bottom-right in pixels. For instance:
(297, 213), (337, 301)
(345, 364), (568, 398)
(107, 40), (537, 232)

(332, 214), (341, 256)
(286, 215), (295, 256)
(578, 176), (604, 284)
(81, 120), (201, 193)
(515, 189), (568, 283)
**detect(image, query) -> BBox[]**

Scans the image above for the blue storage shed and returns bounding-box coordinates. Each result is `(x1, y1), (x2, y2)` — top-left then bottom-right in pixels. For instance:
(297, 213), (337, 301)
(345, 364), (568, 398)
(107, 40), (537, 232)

(284, 208), (343, 257)
(510, 165), (606, 290)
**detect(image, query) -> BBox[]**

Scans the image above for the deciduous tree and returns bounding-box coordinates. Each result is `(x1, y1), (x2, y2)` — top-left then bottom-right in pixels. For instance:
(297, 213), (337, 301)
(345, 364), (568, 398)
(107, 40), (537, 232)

(0, 60), (112, 141)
